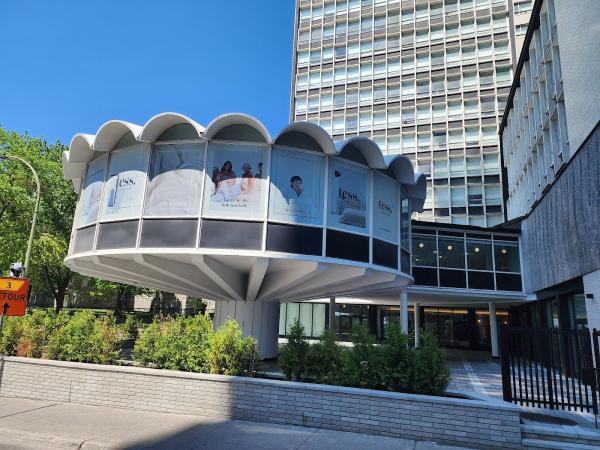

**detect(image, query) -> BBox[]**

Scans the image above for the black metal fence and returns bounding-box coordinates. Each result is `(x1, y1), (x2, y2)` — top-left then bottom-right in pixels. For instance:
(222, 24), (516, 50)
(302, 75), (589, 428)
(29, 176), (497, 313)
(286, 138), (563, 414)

(500, 327), (598, 415)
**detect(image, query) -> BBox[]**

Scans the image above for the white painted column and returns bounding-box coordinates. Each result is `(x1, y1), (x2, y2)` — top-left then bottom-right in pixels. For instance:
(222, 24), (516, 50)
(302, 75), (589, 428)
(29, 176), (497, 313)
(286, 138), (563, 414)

(213, 300), (280, 359)
(414, 302), (420, 347)
(328, 296), (336, 332)
(400, 291), (409, 334)
(489, 302), (499, 358)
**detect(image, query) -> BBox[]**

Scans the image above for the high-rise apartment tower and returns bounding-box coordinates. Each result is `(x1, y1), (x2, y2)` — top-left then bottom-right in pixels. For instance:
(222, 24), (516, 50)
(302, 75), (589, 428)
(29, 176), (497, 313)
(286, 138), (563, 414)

(291, 0), (531, 227)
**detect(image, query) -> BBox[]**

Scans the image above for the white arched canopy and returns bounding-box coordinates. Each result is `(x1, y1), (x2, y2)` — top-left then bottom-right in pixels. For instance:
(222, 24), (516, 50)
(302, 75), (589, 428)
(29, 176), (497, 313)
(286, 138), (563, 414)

(274, 122), (337, 155)
(203, 113), (271, 143)
(384, 155), (416, 185)
(93, 120), (143, 152)
(138, 112), (205, 142)
(335, 137), (386, 168)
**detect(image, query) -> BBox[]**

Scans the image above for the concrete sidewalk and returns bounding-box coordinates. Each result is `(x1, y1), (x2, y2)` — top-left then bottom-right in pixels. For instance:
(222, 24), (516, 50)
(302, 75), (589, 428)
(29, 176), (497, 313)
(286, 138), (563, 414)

(0, 396), (470, 450)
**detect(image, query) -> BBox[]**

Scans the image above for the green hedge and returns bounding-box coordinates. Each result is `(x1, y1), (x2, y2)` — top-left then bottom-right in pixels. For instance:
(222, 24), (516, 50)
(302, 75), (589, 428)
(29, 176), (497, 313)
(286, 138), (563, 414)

(279, 320), (450, 396)
(0, 309), (126, 364)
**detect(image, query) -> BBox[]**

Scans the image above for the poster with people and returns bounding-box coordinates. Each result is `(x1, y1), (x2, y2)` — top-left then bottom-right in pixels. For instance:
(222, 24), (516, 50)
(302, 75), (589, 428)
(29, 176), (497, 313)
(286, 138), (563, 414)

(372, 172), (399, 243)
(329, 159), (369, 232)
(269, 147), (324, 225)
(101, 146), (150, 221)
(78, 156), (106, 227)
(144, 143), (204, 216)
(203, 142), (266, 219)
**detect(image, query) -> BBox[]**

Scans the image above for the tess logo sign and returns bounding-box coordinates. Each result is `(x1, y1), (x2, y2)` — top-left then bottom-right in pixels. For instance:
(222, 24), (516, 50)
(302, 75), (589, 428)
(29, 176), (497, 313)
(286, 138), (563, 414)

(0, 277), (30, 317)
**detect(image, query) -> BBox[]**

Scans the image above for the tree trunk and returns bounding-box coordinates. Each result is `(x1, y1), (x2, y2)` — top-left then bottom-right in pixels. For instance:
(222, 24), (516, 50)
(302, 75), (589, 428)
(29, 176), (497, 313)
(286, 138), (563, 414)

(53, 275), (71, 313)
(54, 285), (66, 312)
(115, 288), (125, 312)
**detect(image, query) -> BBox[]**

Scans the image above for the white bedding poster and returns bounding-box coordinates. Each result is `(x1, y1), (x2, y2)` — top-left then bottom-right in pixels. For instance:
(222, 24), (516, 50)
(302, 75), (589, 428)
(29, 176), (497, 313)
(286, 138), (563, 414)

(328, 159), (369, 232)
(269, 147), (324, 225)
(144, 143), (204, 216)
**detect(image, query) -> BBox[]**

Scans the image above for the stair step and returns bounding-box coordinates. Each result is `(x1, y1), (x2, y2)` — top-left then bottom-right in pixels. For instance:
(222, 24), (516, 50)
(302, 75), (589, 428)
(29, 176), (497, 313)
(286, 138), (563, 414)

(523, 437), (600, 450)
(522, 424), (600, 446)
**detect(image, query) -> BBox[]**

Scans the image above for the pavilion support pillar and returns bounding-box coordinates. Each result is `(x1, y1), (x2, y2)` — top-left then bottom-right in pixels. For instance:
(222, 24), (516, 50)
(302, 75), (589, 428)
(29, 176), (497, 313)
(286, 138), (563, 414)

(414, 302), (421, 347)
(328, 296), (336, 333)
(489, 302), (499, 358)
(400, 291), (409, 334)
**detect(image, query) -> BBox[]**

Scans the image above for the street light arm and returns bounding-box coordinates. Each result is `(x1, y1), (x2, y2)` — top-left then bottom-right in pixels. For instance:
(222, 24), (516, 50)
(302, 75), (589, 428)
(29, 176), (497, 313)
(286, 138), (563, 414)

(2, 155), (41, 277)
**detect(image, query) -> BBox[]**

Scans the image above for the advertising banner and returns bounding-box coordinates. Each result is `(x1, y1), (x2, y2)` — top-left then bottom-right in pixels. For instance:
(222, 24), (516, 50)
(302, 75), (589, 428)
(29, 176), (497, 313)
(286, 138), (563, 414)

(101, 147), (149, 220)
(78, 157), (106, 227)
(144, 143), (204, 216)
(203, 142), (266, 219)
(269, 147), (324, 225)
(372, 172), (399, 243)
(328, 159), (369, 232)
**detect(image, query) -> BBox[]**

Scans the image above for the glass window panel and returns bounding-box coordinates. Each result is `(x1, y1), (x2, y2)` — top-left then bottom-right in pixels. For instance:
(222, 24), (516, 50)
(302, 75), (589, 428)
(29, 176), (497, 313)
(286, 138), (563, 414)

(412, 235), (437, 267)
(494, 241), (521, 272)
(102, 147), (149, 221)
(451, 187), (466, 206)
(285, 303), (300, 333)
(467, 239), (493, 270)
(79, 157), (106, 227)
(145, 144), (204, 216)
(300, 303), (313, 336)
(438, 236), (465, 268)
(312, 303), (326, 337)
(279, 303), (286, 335)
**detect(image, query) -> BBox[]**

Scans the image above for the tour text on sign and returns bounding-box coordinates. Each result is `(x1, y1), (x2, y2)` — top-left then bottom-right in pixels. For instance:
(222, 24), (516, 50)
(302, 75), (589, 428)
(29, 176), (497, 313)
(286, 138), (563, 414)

(0, 277), (30, 316)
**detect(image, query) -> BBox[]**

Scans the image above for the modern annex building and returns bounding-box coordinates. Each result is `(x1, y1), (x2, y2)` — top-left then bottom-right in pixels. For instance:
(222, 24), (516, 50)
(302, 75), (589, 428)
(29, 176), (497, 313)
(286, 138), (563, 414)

(62, 112), (427, 358)
(499, 0), (600, 332)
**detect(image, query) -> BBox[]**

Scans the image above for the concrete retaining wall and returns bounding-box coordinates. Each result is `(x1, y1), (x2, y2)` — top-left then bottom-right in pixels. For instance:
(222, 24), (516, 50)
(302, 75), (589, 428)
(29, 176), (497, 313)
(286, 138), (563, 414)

(0, 356), (522, 449)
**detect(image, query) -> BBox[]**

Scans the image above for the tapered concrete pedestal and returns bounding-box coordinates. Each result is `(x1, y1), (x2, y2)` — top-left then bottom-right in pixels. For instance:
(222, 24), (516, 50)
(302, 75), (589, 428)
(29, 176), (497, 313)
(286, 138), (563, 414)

(214, 300), (280, 359)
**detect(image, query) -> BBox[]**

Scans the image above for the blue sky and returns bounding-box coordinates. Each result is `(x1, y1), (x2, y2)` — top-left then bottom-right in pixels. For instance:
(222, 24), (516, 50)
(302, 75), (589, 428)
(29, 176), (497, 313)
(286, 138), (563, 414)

(0, 1), (295, 145)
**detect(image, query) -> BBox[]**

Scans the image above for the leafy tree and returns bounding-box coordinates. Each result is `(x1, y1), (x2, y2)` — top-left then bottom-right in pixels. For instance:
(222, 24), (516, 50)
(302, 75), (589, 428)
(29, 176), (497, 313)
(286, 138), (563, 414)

(90, 279), (152, 312)
(0, 127), (77, 310)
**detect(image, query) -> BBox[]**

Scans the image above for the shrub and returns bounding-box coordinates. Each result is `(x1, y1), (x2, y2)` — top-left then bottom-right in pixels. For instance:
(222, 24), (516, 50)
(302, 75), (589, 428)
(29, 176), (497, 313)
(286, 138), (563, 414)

(43, 310), (126, 364)
(380, 324), (415, 392)
(279, 320), (309, 381)
(306, 329), (343, 385)
(122, 314), (140, 341)
(0, 316), (24, 355)
(0, 309), (69, 358)
(132, 315), (212, 372)
(339, 325), (383, 390)
(206, 319), (260, 376)
(413, 328), (450, 396)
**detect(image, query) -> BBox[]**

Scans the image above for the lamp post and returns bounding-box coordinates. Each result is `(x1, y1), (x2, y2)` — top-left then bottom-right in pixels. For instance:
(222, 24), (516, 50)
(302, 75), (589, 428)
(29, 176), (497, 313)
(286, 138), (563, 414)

(0, 155), (41, 278)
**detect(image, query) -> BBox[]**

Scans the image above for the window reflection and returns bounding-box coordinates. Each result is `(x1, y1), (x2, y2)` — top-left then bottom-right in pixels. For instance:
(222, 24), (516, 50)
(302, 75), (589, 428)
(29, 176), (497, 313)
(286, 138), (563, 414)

(412, 235), (437, 266)
(466, 239), (493, 270)
(438, 236), (465, 268)
(145, 144), (204, 216)
(494, 241), (520, 272)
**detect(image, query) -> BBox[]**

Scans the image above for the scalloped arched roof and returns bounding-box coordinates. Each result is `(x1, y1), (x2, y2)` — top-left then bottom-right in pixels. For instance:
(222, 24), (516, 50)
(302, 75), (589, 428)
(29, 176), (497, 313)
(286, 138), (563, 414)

(138, 112), (205, 142)
(94, 120), (143, 152)
(62, 113), (426, 211)
(68, 134), (95, 163)
(274, 122), (337, 155)
(203, 113), (271, 143)
(384, 155), (416, 185)
(335, 137), (386, 168)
